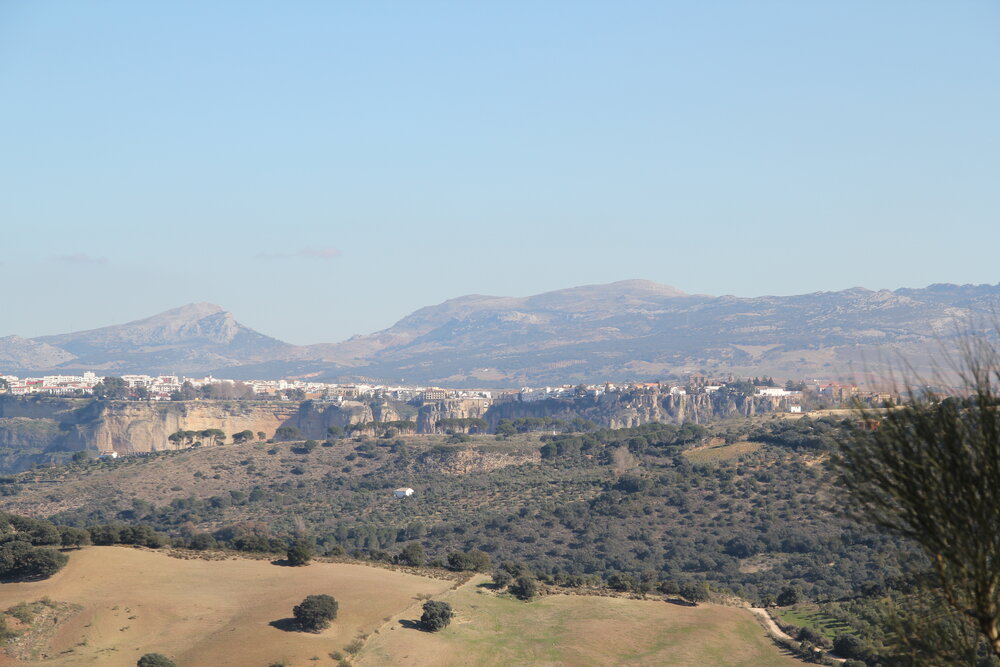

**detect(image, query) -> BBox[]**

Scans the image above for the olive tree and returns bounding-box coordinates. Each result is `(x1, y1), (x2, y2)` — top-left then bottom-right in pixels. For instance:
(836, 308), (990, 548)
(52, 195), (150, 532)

(834, 334), (1000, 657)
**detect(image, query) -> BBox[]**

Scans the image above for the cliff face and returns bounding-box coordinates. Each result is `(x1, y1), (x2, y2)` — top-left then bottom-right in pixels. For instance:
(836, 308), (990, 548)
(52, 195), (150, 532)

(417, 399), (490, 433)
(415, 391), (794, 432)
(0, 397), (404, 471)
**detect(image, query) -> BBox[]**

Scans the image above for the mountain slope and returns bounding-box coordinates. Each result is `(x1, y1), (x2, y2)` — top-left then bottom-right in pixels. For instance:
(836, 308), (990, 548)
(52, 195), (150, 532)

(294, 281), (1000, 385)
(3, 280), (1000, 384)
(26, 303), (293, 374)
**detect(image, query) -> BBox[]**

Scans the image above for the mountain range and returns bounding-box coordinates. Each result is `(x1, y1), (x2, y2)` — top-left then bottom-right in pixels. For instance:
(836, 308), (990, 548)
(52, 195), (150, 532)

(3, 279), (999, 386)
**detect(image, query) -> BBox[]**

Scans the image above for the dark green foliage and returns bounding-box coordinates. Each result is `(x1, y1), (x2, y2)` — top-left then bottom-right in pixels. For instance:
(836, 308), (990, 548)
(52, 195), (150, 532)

(832, 634), (867, 660)
(137, 652), (177, 666)
(446, 549), (490, 572)
(749, 416), (842, 450)
(419, 600), (453, 631)
(188, 533), (216, 550)
(287, 539), (312, 566)
(834, 338), (1000, 657)
(510, 575), (538, 600)
(777, 587), (800, 606)
(93, 376), (130, 400)
(292, 594), (338, 632)
(59, 526), (90, 549)
(492, 570), (513, 589)
(0, 511), (69, 580)
(397, 542), (425, 566)
(275, 426), (302, 441)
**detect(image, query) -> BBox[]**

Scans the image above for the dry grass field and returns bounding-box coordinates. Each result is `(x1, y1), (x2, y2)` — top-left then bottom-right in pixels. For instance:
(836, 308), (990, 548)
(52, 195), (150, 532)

(0, 547), (454, 666)
(359, 575), (804, 667)
(0, 548), (806, 667)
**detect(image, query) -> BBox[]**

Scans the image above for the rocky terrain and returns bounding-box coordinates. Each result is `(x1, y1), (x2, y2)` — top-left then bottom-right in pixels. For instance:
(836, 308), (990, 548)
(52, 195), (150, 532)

(3, 280), (999, 385)
(0, 387), (796, 473)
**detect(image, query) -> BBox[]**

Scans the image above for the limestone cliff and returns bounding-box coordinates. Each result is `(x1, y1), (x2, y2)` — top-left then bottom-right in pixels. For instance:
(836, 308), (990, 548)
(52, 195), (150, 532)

(414, 391), (794, 432)
(0, 397), (404, 471)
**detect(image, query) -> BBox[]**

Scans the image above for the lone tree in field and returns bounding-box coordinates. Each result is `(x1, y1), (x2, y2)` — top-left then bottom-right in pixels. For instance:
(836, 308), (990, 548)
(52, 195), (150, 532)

(419, 600), (453, 631)
(137, 654), (177, 667)
(833, 334), (1000, 658)
(292, 594), (338, 632)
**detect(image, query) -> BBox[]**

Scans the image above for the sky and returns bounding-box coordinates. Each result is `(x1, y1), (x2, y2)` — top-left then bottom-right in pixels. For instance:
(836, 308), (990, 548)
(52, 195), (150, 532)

(2, 1), (998, 345)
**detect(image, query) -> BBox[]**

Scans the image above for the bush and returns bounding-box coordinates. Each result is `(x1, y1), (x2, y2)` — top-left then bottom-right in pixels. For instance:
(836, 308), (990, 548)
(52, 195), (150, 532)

(419, 600), (453, 631)
(293, 594), (339, 632)
(492, 570), (513, 589)
(510, 575), (538, 601)
(286, 539), (312, 566)
(833, 634), (868, 660)
(137, 654), (177, 667)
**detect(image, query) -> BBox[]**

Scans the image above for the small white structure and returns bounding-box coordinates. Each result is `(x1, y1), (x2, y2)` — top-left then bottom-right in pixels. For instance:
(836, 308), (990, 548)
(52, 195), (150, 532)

(394, 487), (414, 498)
(98, 451), (119, 460)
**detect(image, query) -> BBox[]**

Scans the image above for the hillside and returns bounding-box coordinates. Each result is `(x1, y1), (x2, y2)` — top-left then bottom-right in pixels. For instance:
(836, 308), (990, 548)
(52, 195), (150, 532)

(0, 418), (914, 607)
(4, 280), (1000, 384)
(0, 547), (798, 667)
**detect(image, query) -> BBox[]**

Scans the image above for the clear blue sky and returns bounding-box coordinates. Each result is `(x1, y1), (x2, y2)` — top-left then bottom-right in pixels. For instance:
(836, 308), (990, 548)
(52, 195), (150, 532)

(3, 1), (998, 344)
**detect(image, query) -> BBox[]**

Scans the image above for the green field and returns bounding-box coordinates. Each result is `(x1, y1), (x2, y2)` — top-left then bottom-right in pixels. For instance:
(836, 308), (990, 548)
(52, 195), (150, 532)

(359, 575), (803, 667)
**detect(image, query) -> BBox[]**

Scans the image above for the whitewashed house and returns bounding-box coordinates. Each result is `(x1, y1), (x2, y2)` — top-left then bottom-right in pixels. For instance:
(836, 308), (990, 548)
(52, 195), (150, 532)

(394, 487), (414, 498)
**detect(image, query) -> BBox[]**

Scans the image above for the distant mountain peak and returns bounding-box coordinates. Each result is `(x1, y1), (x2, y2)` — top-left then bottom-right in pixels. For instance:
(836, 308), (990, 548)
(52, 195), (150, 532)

(138, 302), (225, 325)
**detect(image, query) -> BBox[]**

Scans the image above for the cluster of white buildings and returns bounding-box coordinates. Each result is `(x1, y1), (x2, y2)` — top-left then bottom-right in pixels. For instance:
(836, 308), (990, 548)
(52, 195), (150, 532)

(4, 371), (887, 412)
(0, 371), (495, 403)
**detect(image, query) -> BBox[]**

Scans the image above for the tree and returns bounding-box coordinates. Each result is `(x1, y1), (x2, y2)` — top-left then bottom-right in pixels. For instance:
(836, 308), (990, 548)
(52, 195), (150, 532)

(419, 600), (453, 631)
(92, 376), (129, 400)
(510, 575), (538, 601)
(286, 539), (312, 566)
(398, 542), (425, 566)
(59, 525), (91, 549)
(137, 652), (177, 667)
(833, 334), (1000, 657)
(492, 570), (513, 589)
(275, 425), (302, 441)
(292, 594), (338, 632)
(776, 586), (799, 606)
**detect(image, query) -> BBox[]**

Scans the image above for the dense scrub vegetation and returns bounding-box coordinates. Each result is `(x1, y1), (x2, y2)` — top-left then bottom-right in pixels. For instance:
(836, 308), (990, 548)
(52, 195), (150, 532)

(33, 418), (916, 608)
(0, 511), (69, 580)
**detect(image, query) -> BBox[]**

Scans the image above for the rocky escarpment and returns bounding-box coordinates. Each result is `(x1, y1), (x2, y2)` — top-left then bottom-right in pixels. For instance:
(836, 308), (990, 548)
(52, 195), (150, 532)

(0, 396), (406, 472)
(413, 390), (794, 432)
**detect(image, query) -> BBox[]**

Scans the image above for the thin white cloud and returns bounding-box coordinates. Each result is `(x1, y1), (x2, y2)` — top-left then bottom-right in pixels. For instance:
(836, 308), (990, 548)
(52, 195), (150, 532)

(256, 247), (342, 261)
(53, 253), (108, 265)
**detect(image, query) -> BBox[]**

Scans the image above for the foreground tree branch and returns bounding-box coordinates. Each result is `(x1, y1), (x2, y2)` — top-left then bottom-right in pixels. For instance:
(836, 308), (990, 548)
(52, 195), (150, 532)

(833, 334), (1000, 657)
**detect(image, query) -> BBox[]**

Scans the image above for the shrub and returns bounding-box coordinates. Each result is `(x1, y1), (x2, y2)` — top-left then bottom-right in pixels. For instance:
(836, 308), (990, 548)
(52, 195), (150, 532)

(492, 570), (512, 589)
(286, 539), (312, 566)
(293, 594), (339, 632)
(510, 575), (538, 601)
(137, 654), (177, 667)
(419, 600), (453, 631)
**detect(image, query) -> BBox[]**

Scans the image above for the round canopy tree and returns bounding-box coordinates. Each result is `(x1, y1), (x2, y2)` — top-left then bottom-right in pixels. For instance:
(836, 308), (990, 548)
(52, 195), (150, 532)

(420, 600), (453, 632)
(293, 594), (338, 632)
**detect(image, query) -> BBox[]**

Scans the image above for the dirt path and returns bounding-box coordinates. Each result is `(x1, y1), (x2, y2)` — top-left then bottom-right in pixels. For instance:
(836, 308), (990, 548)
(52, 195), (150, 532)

(749, 608), (845, 664)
